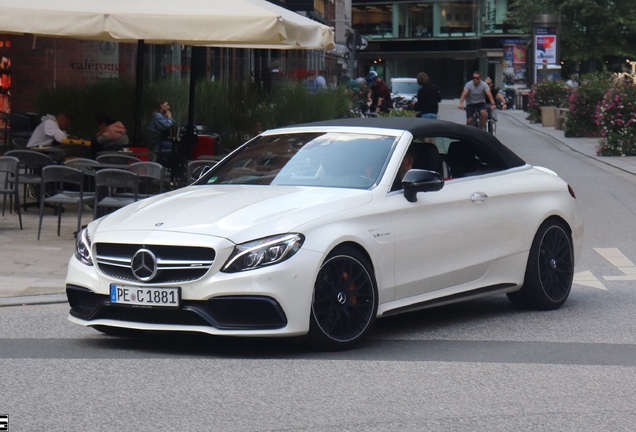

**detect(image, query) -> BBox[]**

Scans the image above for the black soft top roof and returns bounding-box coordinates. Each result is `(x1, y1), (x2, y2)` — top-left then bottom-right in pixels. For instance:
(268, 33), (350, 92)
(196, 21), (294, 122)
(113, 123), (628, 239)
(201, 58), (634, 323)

(287, 117), (526, 169)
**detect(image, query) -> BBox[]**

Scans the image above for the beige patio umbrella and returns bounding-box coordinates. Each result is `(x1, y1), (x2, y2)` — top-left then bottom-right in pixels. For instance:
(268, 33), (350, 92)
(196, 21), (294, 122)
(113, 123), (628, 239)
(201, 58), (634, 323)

(0, 0), (334, 49)
(0, 0), (335, 145)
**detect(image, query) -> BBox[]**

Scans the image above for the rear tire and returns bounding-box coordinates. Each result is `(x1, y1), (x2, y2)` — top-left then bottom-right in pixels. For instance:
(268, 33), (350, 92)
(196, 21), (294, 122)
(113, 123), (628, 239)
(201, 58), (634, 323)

(308, 246), (378, 351)
(507, 219), (574, 310)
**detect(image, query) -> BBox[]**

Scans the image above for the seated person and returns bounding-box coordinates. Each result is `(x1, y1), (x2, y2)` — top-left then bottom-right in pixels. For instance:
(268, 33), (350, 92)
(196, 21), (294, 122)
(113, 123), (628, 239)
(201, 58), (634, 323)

(147, 100), (175, 153)
(26, 111), (72, 148)
(93, 112), (129, 157)
(391, 146), (418, 191)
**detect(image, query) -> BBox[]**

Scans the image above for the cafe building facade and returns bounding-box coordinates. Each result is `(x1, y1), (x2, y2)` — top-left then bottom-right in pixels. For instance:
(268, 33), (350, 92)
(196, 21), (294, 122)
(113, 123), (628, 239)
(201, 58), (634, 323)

(1, 0), (347, 117)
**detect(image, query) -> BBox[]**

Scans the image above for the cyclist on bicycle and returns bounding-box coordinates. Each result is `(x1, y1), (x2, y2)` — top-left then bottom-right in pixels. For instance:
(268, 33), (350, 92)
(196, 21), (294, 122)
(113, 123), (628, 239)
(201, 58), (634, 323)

(366, 71), (393, 115)
(485, 77), (508, 133)
(458, 71), (496, 131)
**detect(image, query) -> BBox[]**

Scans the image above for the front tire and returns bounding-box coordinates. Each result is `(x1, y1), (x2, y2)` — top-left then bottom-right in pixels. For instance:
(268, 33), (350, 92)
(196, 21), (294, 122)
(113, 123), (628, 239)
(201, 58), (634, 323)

(507, 219), (574, 310)
(308, 246), (378, 351)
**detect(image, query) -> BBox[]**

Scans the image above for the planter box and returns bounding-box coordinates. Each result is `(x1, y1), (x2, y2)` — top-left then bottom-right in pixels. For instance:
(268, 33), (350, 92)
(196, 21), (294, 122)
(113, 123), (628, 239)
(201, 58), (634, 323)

(541, 106), (557, 127)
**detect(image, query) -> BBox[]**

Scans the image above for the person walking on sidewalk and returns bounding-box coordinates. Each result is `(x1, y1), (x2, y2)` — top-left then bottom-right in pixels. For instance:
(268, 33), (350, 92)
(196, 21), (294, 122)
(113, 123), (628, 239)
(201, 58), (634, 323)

(458, 71), (496, 131)
(411, 72), (441, 119)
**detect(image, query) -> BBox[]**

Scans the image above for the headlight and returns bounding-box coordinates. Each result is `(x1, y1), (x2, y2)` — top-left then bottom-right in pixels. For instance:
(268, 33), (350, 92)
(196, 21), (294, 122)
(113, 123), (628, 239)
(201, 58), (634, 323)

(222, 233), (305, 273)
(74, 228), (93, 266)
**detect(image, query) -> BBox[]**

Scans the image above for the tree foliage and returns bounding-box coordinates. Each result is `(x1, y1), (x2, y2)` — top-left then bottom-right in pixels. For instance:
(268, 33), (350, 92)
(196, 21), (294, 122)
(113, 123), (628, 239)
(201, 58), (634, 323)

(507, 0), (636, 61)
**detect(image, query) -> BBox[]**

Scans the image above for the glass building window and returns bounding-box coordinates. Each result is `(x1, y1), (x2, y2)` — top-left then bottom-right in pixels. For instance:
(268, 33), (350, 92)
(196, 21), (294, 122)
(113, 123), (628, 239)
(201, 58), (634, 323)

(353, 1), (484, 40)
(352, 4), (394, 39)
(436, 1), (478, 36)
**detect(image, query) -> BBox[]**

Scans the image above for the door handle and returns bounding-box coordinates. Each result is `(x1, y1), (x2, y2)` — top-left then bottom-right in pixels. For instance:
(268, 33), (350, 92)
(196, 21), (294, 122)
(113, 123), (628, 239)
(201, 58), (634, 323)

(470, 192), (488, 203)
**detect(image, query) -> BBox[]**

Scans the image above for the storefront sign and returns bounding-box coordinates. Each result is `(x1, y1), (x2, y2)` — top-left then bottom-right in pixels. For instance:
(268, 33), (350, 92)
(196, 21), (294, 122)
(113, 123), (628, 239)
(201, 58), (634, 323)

(69, 59), (125, 74)
(503, 45), (514, 74)
(503, 40), (526, 87)
(485, 0), (496, 32)
(534, 27), (556, 65)
(97, 41), (120, 78)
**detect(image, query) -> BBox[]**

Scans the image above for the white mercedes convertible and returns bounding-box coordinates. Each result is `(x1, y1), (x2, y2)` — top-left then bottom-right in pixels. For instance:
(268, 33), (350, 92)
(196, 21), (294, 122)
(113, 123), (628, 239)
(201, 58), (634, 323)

(67, 118), (584, 350)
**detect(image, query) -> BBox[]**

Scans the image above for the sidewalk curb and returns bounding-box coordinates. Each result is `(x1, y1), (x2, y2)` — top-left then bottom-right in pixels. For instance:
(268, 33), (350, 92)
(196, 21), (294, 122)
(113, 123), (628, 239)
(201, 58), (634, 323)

(501, 111), (636, 177)
(0, 293), (67, 307)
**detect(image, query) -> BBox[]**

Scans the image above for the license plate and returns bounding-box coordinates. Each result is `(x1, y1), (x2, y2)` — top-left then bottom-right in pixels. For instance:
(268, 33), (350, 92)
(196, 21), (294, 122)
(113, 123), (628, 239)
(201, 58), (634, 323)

(110, 285), (180, 307)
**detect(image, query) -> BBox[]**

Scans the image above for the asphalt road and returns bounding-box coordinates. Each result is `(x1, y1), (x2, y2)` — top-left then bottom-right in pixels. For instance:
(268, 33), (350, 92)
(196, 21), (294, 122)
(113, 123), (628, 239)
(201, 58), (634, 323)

(2, 106), (636, 431)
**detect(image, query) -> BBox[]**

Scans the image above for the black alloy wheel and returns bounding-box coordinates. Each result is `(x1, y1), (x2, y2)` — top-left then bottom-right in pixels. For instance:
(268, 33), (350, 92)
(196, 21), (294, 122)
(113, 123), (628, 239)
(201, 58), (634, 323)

(507, 219), (574, 310)
(309, 246), (378, 350)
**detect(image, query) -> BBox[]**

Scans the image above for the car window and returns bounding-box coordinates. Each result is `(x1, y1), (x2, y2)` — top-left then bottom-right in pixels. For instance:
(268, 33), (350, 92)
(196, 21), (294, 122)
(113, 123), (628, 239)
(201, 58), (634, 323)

(198, 132), (397, 189)
(390, 139), (443, 191)
(412, 136), (507, 179)
(391, 81), (419, 95)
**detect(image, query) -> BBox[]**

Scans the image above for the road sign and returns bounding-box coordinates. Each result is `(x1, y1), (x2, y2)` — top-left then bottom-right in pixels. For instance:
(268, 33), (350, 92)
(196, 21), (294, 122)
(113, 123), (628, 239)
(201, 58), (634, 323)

(347, 34), (368, 51)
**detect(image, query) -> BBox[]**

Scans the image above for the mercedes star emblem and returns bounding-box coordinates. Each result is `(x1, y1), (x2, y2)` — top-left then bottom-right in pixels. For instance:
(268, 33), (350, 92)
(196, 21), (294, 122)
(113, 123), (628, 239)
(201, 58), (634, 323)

(131, 249), (158, 282)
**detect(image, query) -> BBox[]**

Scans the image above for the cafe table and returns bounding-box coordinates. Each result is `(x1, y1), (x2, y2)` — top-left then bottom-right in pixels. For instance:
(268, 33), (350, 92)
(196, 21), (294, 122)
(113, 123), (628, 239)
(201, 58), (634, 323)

(66, 159), (134, 170)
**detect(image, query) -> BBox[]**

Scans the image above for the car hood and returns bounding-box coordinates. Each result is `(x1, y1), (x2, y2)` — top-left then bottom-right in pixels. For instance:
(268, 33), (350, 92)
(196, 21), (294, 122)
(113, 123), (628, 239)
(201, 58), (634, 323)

(94, 185), (372, 243)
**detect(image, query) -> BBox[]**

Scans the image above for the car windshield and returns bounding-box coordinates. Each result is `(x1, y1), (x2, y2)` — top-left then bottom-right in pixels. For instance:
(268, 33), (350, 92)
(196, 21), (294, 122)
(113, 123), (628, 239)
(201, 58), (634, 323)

(392, 81), (419, 95)
(198, 132), (397, 189)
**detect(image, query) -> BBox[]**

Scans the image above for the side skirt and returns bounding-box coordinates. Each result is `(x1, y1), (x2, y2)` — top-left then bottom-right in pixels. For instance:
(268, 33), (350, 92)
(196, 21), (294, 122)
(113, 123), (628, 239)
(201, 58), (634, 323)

(381, 283), (518, 317)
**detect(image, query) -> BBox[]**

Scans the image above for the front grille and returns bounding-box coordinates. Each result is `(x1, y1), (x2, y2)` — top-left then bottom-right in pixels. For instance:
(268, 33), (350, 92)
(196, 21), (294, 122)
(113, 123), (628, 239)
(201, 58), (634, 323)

(95, 243), (215, 284)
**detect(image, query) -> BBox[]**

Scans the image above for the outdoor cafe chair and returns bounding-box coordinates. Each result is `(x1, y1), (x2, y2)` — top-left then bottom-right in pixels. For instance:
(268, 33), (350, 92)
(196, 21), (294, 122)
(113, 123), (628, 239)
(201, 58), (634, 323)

(11, 137), (28, 149)
(186, 159), (217, 183)
(93, 169), (139, 219)
(6, 114), (32, 150)
(4, 149), (55, 210)
(95, 154), (141, 166)
(126, 161), (164, 196)
(37, 165), (95, 240)
(64, 158), (98, 197)
(0, 156), (23, 229)
(64, 158), (99, 168)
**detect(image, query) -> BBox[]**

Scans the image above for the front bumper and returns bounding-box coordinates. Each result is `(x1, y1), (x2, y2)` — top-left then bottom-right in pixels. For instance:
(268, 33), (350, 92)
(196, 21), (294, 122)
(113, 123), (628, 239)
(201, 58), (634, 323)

(66, 233), (323, 337)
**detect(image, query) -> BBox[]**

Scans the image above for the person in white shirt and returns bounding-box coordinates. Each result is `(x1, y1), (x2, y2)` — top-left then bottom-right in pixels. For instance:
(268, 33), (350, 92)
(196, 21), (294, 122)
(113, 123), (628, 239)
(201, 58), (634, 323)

(316, 71), (327, 90)
(26, 111), (72, 148)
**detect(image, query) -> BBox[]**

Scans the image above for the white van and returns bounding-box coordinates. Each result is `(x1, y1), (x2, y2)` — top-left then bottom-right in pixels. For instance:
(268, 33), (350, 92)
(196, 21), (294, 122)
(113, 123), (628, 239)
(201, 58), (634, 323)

(390, 77), (419, 102)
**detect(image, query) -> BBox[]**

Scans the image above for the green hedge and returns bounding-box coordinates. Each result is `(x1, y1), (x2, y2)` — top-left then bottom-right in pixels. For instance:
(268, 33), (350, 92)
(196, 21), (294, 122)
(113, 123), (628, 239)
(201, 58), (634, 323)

(32, 79), (352, 150)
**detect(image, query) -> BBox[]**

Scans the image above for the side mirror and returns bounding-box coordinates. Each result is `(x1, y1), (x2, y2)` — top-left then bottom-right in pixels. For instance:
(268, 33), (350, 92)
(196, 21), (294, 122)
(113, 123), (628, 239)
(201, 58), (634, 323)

(403, 169), (444, 203)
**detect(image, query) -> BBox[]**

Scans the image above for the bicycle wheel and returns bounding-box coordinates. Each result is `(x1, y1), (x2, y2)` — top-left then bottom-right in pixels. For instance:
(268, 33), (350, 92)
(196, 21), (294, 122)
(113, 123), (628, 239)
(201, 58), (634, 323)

(487, 119), (495, 135)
